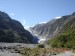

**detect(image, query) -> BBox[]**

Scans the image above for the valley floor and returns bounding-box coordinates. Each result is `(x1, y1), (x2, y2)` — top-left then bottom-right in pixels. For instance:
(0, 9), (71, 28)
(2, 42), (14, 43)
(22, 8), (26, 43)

(0, 43), (75, 56)
(0, 49), (22, 56)
(55, 51), (74, 56)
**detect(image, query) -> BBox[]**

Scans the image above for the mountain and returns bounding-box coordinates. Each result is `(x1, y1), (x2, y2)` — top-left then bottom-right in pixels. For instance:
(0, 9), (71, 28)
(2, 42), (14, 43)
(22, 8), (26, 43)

(0, 11), (33, 43)
(29, 12), (75, 42)
(48, 13), (75, 49)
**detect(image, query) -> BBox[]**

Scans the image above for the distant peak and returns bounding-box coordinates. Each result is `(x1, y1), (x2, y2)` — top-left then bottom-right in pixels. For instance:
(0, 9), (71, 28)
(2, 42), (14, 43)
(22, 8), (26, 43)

(0, 11), (10, 19)
(39, 22), (47, 24)
(0, 11), (7, 14)
(72, 12), (75, 16)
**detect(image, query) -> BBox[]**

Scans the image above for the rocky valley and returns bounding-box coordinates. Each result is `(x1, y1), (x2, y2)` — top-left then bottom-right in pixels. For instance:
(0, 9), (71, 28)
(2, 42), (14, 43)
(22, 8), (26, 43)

(0, 11), (75, 56)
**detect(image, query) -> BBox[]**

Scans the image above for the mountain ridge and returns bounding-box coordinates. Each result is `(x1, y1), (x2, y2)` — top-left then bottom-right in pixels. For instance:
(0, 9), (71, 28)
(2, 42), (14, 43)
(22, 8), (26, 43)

(0, 11), (34, 43)
(48, 15), (75, 48)
(29, 12), (75, 43)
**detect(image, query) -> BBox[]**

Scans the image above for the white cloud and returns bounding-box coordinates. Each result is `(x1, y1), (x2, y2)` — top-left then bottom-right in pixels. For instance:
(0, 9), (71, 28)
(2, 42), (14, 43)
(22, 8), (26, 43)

(10, 13), (14, 16)
(55, 16), (61, 19)
(21, 19), (31, 30)
(25, 26), (30, 30)
(24, 25), (34, 30)
(22, 20), (26, 26)
(25, 26), (29, 29)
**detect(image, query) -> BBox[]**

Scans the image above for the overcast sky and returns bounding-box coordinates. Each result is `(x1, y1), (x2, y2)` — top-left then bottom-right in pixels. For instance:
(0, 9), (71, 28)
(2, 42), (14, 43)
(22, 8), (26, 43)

(0, 0), (75, 29)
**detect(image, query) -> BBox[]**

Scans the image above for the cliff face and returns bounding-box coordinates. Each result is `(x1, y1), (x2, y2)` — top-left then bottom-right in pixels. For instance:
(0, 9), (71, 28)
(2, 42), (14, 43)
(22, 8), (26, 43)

(0, 11), (33, 43)
(29, 12), (75, 40)
(48, 14), (75, 48)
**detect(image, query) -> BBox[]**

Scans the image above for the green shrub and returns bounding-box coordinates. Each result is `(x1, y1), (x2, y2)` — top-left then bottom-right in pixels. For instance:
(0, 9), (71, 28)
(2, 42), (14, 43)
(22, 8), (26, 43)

(37, 44), (45, 48)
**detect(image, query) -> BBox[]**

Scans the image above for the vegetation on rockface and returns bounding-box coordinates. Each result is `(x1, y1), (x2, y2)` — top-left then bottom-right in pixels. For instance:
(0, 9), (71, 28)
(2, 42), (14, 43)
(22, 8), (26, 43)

(0, 29), (14, 42)
(37, 44), (45, 48)
(0, 11), (34, 43)
(48, 17), (75, 49)
(14, 48), (62, 56)
(13, 47), (73, 56)
(29, 15), (71, 39)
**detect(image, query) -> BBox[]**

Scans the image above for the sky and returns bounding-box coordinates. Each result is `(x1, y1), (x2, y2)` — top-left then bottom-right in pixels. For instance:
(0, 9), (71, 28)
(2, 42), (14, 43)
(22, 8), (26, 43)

(0, 0), (75, 29)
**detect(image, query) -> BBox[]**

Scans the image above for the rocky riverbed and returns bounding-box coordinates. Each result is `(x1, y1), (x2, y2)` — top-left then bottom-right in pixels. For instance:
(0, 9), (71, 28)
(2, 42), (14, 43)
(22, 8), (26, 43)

(0, 43), (75, 56)
(0, 43), (36, 56)
(0, 49), (22, 56)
